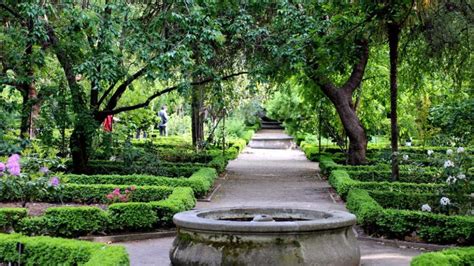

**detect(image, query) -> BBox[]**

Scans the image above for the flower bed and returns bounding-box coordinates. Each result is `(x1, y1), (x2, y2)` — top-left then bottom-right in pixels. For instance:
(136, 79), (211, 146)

(3, 187), (195, 237)
(0, 233), (129, 265)
(411, 246), (474, 265)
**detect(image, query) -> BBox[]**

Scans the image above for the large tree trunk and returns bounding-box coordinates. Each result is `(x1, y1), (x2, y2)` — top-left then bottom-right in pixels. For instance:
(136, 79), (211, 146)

(331, 90), (368, 165)
(312, 40), (370, 165)
(27, 84), (40, 138)
(191, 85), (205, 149)
(70, 123), (90, 173)
(388, 23), (400, 181)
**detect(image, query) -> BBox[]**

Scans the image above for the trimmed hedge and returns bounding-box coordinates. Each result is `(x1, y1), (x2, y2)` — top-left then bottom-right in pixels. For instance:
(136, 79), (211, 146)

(328, 170), (444, 198)
(15, 187), (196, 237)
(0, 208), (27, 233)
(64, 167), (218, 197)
(368, 190), (474, 213)
(82, 160), (200, 176)
(411, 246), (474, 266)
(345, 169), (442, 183)
(0, 233), (129, 265)
(347, 189), (474, 245)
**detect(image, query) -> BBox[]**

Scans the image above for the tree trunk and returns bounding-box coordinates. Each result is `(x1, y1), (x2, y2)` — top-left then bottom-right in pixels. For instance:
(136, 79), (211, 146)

(20, 90), (29, 138)
(312, 40), (370, 165)
(388, 23), (400, 181)
(331, 90), (368, 165)
(70, 123), (91, 173)
(27, 84), (40, 138)
(192, 85), (205, 149)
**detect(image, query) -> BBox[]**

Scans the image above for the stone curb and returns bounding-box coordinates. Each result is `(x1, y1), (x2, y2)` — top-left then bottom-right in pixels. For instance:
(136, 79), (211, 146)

(356, 236), (453, 251)
(79, 230), (177, 243)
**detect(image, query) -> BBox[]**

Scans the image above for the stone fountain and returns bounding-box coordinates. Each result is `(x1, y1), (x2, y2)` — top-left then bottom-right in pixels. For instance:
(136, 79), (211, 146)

(169, 207), (360, 265)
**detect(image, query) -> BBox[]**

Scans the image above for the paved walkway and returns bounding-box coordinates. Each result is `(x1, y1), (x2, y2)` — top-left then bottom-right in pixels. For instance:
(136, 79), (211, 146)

(121, 130), (422, 265)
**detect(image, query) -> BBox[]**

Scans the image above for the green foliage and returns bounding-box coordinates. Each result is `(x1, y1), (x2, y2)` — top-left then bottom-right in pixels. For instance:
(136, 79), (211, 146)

(41, 207), (109, 237)
(108, 203), (157, 231)
(0, 208), (27, 232)
(346, 189), (474, 245)
(0, 233), (129, 265)
(64, 167), (217, 197)
(13, 186), (195, 237)
(151, 187), (196, 226)
(411, 247), (474, 266)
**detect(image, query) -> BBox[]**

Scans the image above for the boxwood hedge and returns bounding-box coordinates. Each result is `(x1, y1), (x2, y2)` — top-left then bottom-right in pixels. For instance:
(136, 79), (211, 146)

(347, 189), (474, 245)
(0, 233), (129, 265)
(411, 246), (474, 266)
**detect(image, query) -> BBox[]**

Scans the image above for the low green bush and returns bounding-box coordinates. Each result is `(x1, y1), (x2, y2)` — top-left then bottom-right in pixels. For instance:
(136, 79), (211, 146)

(82, 160), (200, 177)
(14, 186), (196, 237)
(42, 207), (109, 237)
(329, 170), (444, 198)
(346, 189), (474, 245)
(0, 233), (129, 265)
(151, 187), (196, 226)
(345, 169), (442, 183)
(368, 190), (473, 213)
(411, 246), (474, 266)
(64, 167), (217, 197)
(0, 208), (27, 232)
(57, 184), (174, 203)
(241, 129), (255, 144)
(108, 203), (157, 231)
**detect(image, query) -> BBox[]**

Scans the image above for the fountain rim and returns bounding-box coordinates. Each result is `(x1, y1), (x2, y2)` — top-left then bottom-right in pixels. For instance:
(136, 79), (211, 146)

(173, 207), (356, 233)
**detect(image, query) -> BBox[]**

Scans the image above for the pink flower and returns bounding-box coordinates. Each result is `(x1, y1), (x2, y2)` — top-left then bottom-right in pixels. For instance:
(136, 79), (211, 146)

(106, 194), (114, 200)
(113, 188), (120, 195)
(130, 185), (136, 191)
(6, 154), (21, 176)
(49, 177), (60, 187)
(125, 189), (130, 194)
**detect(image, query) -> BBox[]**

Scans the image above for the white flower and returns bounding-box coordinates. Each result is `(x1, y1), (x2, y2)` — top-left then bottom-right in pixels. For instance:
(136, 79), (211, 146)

(457, 147), (465, 153)
(443, 160), (454, 168)
(421, 204), (432, 212)
(427, 150), (434, 156)
(457, 173), (466, 180)
(446, 176), (457, 185)
(446, 149), (453, 155)
(109, 156), (117, 161)
(405, 142), (412, 147)
(440, 197), (451, 206)
(403, 154), (409, 161)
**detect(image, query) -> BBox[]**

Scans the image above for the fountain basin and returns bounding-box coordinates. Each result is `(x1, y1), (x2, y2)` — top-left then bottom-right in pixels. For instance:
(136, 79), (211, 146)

(169, 207), (360, 266)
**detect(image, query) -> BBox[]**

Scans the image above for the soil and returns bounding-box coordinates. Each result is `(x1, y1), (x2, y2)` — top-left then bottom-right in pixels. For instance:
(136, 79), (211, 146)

(0, 202), (107, 216)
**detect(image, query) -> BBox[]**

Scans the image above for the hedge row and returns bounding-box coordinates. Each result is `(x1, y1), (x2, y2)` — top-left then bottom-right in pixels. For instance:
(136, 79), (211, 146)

(345, 169), (442, 184)
(367, 190), (472, 213)
(328, 170), (445, 198)
(0, 234), (129, 265)
(302, 143), (473, 156)
(64, 167), (217, 197)
(0, 183), (175, 204)
(347, 189), (474, 245)
(11, 187), (195, 237)
(0, 208), (27, 232)
(411, 246), (474, 266)
(79, 160), (201, 176)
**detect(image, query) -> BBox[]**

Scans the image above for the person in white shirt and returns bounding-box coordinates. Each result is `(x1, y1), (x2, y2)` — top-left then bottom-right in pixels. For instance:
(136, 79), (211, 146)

(158, 105), (168, 136)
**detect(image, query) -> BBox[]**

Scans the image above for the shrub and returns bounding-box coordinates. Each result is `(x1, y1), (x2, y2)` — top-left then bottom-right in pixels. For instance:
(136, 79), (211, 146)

(411, 246), (474, 266)
(108, 203), (157, 231)
(0, 208), (27, 232)
(0, 233), (129, 265)
(151, 187), (196, 226)
(64, 167), (217, 197)
(329, 169), (446, 199)
(346, 189), (474, 245)
(41, 207), (109, 237)
(59, 184), (174, 203)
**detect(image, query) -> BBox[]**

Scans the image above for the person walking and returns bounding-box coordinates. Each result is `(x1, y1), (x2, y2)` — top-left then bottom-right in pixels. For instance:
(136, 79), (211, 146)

(158, 105), (168, 136)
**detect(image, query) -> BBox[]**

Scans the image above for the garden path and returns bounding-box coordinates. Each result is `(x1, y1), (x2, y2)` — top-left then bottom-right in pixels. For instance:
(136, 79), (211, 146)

(121, 130), (422, 265)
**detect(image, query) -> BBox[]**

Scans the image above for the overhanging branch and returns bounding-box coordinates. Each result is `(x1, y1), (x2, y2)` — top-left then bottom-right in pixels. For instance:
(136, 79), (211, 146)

(98, 71), (248, 118)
